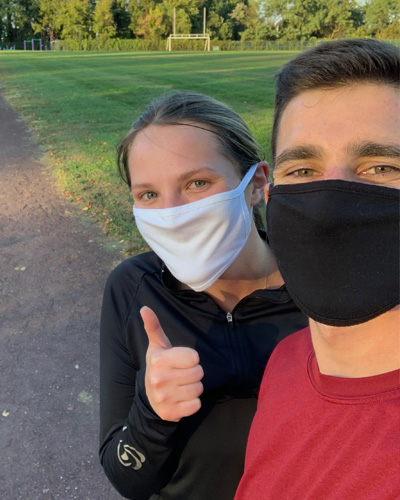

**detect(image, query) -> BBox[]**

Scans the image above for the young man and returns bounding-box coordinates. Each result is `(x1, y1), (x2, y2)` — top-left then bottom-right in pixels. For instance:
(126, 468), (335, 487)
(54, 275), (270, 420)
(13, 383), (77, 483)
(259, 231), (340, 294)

(236, 39), (400, 499)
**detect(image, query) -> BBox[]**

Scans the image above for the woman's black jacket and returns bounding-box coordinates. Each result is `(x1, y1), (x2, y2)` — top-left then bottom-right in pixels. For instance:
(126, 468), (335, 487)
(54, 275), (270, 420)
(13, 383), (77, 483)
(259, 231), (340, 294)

(99, 250), (307, 500)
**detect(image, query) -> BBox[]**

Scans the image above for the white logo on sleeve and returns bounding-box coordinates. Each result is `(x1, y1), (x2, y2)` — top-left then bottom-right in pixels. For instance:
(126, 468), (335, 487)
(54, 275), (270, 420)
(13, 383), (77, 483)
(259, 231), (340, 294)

(117, 440), (146, 470)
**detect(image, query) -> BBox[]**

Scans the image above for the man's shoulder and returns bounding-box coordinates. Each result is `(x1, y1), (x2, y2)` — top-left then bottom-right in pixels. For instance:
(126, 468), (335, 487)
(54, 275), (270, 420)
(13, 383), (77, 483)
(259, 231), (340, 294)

(274, 326), (311, 357)
(264, 326), (312, 376)
(258, 327), (312, 406)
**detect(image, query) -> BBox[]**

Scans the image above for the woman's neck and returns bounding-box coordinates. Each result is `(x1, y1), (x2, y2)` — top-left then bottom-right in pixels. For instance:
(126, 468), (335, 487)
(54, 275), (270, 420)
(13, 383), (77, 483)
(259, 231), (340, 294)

(204, 228), (283, 312)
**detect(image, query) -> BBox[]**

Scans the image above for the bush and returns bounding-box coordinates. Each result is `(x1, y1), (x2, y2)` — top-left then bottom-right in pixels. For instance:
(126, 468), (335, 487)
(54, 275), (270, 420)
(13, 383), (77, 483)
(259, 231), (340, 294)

(59, 38), (322, 52)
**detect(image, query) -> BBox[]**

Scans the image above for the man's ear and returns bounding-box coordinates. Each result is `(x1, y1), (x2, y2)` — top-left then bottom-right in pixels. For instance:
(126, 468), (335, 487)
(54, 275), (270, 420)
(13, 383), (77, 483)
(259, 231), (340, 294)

(250, 161), (270, 207)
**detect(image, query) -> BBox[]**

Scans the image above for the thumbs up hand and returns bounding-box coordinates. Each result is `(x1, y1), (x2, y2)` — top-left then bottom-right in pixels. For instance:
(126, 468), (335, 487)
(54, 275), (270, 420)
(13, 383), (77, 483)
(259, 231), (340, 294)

(141, 306), (204, 422)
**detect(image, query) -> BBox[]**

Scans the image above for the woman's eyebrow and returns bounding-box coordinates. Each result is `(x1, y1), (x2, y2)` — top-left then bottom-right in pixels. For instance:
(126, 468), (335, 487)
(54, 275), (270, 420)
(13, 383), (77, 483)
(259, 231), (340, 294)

(176, 167), (218, 182)
(131, 168), (218, 191)
(347, 141), (400, 159)
(274, 145), (323, 169)
(131, 182), (154, 191)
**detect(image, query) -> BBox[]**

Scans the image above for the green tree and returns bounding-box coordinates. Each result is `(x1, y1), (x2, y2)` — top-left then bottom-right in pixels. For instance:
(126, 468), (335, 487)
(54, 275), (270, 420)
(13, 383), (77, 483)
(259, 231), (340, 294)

(32, 0), (63, 39)
(364, 0), (400, 38)
(128, 0), (155, 37)
(0, 0), (39, 42)
(61, 0), (91, 39)
(229, 1), (247, 32)
(207, 9), (232, 39)
(130, 0), (202, 39)
(257, 0), (283, 39)
(163, 0), (200, 34)
(231, 1), (269, 40)
(113, 0), (132, 38)
(135, 3), (167, 38)
(263, 0), (357, 40)
(205, 0), (241, 39)
(349, 2), (366, 35)
(93, 0), (117, 39)
(318, 0), (357, 39)
(0, 0), (15, 42)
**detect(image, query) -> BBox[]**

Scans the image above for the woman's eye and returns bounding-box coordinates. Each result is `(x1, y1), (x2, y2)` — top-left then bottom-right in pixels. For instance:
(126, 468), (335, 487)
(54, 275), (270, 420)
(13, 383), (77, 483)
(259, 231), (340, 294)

(142, 192), (157, 200)
(190, 180), (207, 188)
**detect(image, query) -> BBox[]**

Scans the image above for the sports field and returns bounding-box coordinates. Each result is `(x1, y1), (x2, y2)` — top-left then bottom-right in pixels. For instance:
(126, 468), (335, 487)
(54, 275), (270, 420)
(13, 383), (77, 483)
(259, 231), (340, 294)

(0, 50), (297, 252)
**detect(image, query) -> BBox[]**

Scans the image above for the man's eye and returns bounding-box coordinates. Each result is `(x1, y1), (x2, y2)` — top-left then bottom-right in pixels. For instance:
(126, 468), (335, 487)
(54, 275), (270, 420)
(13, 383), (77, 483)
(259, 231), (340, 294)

(292, 168), (315, 177)
(364, 165), (397, 175)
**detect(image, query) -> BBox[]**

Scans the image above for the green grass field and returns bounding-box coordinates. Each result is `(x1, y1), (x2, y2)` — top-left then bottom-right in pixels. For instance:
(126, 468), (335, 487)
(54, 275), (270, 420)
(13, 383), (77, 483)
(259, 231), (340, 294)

(0, 50), (297, 254)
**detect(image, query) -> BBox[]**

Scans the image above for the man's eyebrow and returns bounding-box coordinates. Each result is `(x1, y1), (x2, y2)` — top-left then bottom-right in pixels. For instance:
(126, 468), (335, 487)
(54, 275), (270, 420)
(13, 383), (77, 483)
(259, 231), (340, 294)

(274, 142), (400, 170)
(347, 141), (400, 159)
(274, 145), (323, 169)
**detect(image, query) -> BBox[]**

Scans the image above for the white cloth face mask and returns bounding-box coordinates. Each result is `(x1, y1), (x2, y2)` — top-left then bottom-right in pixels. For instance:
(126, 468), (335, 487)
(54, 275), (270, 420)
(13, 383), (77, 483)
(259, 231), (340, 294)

(133, 163), (258, 292)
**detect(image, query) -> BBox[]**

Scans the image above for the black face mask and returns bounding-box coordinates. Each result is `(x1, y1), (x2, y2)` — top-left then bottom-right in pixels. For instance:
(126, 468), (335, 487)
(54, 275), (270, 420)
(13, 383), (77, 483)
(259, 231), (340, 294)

(266, 180), (400, 327)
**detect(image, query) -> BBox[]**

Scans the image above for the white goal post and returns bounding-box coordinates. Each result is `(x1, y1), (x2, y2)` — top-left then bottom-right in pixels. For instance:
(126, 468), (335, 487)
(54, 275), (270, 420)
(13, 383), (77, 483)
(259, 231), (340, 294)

(166, 8), (210, 51)
(166, 33), (210, 51)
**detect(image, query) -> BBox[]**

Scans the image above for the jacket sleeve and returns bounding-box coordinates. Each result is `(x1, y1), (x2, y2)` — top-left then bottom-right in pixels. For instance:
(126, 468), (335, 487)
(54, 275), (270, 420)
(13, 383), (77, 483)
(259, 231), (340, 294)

(99, 268), (179, 500)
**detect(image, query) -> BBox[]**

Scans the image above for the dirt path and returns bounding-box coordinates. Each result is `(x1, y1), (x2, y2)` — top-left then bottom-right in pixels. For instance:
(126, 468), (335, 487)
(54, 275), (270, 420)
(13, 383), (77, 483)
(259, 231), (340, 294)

(0, 93), (124, 499)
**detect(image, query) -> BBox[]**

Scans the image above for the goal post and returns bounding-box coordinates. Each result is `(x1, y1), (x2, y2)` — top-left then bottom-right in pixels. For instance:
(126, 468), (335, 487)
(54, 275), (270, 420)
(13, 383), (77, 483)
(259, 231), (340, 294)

(166, 33), (210, 51)
(166, 7), (210, 52)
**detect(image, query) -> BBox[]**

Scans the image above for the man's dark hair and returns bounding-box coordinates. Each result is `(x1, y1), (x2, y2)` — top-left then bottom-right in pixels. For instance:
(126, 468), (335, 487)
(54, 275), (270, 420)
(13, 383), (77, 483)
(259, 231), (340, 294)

(271, 38), (400, 161)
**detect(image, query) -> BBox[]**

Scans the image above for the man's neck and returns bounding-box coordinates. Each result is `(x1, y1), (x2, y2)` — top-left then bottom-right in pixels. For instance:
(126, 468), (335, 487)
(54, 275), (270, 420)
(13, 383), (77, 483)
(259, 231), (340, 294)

(309, 306), (400, 378)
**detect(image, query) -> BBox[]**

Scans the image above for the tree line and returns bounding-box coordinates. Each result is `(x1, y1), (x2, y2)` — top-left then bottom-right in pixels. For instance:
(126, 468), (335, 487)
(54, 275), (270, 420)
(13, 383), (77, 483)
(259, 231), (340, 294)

(0, 0), (398, 45)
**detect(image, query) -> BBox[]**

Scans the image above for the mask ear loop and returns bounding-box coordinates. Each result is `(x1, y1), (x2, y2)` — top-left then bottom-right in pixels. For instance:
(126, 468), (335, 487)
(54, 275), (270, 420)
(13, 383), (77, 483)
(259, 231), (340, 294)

(241, 163), (259, 189)
(264, 255), (270, 290)
(264, 244), (283, 290)
(263, 181), (271, 288)
(262, 183), (271, 290)
(263, 181), (280, 290)
(264, 185), (269, 203)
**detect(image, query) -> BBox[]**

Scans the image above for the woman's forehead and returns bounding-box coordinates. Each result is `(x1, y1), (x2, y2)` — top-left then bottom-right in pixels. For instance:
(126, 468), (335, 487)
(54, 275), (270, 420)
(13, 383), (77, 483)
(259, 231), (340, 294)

(130, 124), (223, 164)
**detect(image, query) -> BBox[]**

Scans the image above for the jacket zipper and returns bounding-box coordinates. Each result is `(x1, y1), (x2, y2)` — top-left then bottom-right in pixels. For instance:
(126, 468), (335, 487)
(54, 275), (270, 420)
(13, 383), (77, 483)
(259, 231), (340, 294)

(226, 311), (244, 391)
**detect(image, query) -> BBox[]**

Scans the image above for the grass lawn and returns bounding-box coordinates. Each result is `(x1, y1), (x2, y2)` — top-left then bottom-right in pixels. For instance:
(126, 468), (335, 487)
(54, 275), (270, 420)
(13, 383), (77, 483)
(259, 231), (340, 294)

(0, 50), (297, 255)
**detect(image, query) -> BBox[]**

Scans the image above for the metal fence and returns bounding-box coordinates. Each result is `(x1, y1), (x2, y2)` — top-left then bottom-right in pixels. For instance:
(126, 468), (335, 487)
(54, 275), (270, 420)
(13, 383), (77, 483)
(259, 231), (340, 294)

(1, 37), (399, 52)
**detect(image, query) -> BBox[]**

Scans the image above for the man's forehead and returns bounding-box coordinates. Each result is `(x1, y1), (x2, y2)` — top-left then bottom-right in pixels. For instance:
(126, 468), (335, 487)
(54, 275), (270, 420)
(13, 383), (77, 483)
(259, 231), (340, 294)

(276, 83), (399, 147)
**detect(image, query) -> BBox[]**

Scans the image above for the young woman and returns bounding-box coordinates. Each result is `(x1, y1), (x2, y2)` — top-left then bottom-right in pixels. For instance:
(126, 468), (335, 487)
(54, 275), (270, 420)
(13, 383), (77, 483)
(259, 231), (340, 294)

(99, 92), (307, 500)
